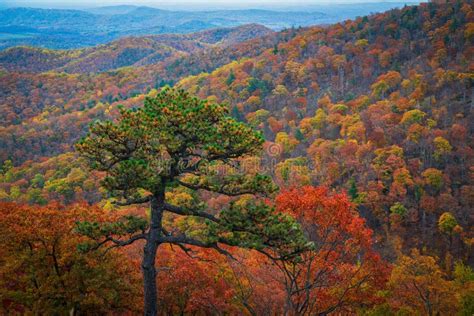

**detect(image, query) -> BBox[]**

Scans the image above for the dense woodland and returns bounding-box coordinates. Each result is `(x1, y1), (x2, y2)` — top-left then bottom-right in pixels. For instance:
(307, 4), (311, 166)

(0, 1), (473, 315)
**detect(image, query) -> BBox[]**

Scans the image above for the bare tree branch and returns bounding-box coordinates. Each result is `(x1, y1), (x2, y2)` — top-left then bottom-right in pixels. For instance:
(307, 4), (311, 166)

(89, 233), (146, 254)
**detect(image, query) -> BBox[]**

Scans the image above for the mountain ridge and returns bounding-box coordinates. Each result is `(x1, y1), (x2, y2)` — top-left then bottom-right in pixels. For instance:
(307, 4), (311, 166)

(0, 24), (273, 73)
(0, 3), (418, 50)
(0, 6), (324, 49)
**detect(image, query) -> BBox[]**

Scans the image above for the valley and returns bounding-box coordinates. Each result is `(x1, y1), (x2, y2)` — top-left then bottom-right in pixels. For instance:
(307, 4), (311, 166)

(0, 1), (473, 315)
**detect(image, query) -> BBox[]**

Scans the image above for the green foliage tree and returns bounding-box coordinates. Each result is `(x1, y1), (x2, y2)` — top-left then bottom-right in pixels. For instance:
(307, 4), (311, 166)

(390, 202), (407, 217)
(438, 212), (458, 236)
(9, 185), (21, 200)
(31, 173), (45, 188)
(433, 136), (452, 161)
(0, 159), (13, 174)
(400, 109), (426, 125)
(231, 105), (245, 122)
(294, 128), (305, 142)
(273, 44), (279, 55)
(75, 88), (307, 315)
(422, 168), (444, 193)
(348, 178), (358, 201)
(226, 69), (236, 86)
(454, 262), (474, 316)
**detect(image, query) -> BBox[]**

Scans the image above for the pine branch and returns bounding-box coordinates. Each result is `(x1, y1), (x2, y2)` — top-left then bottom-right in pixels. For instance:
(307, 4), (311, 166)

(112, 196), (151, 206)
(163, 202), (220, 223)
(159, 234), (236, 260)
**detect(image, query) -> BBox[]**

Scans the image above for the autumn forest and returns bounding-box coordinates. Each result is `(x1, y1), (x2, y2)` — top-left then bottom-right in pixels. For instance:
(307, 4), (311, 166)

(0, 0), (473, 315)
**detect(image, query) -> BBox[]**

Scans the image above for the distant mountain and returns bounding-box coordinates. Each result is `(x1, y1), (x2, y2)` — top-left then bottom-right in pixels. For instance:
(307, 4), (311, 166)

(0, 3), (417, 50)
(0, 6), (321, 49)
(85, 5), (139, 15)
(0, 24), (273, 73)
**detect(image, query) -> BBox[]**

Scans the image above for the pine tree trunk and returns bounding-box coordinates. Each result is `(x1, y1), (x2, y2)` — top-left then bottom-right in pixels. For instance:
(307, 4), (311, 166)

(143, 190), (165, 316)
(143, 237), (159, 315)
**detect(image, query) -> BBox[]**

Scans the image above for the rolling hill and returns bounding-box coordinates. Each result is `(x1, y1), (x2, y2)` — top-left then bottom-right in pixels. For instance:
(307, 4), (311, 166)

(0, 24), (272, 73)
(0, 6), (323, 49)
(0, 3), (419, 50)
(0, 0), (472, 282)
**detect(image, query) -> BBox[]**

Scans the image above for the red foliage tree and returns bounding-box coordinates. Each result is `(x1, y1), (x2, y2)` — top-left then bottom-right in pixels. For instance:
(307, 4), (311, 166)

(273, 186), (389, 314)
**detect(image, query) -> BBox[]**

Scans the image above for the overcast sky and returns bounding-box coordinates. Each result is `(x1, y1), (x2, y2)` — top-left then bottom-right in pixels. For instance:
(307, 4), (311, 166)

(2, 0), (422, 10)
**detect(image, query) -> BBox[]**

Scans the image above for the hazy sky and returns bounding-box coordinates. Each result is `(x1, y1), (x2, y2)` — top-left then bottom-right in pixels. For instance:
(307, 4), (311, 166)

(3, 0), (421, 10)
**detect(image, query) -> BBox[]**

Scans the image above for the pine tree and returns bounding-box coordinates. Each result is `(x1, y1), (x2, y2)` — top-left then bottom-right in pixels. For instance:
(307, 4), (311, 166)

(76, 87), (307, 315)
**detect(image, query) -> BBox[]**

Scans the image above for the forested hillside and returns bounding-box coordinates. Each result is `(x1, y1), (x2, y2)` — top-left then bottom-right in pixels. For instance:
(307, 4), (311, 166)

(0, 24), (272, 73)
(0, 26), (286, 161)
(0, 1), (473, 315)
(176, 0), (474, 262)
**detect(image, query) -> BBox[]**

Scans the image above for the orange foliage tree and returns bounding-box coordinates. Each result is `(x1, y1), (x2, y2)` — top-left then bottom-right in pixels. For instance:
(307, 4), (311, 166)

(0, 202), (141, 314)
(274, 186), (389, 314)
